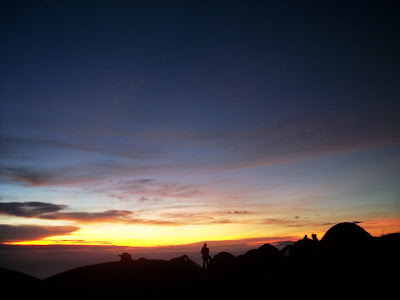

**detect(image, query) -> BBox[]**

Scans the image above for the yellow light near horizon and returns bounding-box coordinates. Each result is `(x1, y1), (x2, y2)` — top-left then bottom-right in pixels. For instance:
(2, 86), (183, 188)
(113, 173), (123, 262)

(72, 223), (265, 247)
(7, 218), (399, 247)
(7, 222), (291, 247)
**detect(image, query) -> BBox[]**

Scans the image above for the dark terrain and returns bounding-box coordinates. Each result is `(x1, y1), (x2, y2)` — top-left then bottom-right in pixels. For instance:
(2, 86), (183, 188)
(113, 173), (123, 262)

(2, 223), (399, 298)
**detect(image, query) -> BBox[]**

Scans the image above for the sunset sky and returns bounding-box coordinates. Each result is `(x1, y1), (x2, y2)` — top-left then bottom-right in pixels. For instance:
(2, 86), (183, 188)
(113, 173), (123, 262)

(1, 1), (399, 250)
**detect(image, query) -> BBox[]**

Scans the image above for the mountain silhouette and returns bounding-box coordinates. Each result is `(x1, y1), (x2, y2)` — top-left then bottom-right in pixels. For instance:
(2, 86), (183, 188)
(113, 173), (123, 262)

(0, 267), (41, 295)
(44, 255), (201, 294)
(0, 266), (39, 285)
(1, 222), (398, 297)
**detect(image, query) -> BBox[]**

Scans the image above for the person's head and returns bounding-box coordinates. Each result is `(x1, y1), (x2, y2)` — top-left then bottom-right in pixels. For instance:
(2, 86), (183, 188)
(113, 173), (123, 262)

(204, 243), (207, 247)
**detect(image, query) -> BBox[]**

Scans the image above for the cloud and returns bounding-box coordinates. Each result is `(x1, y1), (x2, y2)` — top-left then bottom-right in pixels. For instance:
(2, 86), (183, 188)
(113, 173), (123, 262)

(158, 209), (252, 221)
(141, 109), (399, 172)
(0, 165), (93, 187)
(0, 202), (66, 217)
(123, 218), (236, 226)
(246, 217), (338, 229)
(43, 210), (134, 223)
(0, 135), (161, 162)
(156, 210), (245, 226)
(0, 165), (52, 186)
(0, 163), (164, 187)
(102, 178), (203, 202)
(224, 210), (253, 215)
(137, 196), (163, 203)
(1, 110), (398, 188)
(0, 201), (134, 223)
(137, 196), (150, 202)
(151, 182), (201, 198)
(134, 179), (155, 184)
(0, 201), (214, 226)
(124, 218), (187, 226)
(218, 110), (400, 170)
(0, 224), (79, 243)
(259, 218), (295, 226)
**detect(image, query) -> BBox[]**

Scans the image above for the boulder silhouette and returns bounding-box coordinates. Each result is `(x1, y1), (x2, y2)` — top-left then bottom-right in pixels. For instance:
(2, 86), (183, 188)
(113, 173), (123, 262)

(118, 252), (133, 262)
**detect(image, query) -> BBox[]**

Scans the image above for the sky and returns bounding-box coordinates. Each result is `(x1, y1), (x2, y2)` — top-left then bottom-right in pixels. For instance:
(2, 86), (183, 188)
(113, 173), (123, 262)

(1, 0), (400, 258)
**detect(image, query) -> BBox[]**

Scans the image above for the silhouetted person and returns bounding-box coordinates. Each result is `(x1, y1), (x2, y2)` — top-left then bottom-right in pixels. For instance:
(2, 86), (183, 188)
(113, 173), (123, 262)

(201, 243), (210, 270)
(312, 233), (319, 241)
(303, 234), (309, 240)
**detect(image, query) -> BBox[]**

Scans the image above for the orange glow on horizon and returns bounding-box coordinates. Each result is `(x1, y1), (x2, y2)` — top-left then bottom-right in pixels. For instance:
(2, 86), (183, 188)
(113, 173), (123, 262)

(361, 218), (400, 236)
(4, 218), (399, 248)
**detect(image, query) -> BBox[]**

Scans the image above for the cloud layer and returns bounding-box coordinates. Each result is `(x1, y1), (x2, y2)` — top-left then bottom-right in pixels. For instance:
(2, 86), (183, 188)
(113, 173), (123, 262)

(1, 110), (398, 187)
(0, 201), (240, 228)
(0, 202), (66, 217)
(0, 202), (134, 223)
(0, 224), (79, 242)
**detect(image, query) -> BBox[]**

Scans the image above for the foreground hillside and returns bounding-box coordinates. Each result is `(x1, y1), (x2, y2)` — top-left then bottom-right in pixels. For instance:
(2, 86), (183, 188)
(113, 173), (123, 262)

(0, 266), (40, 288)
(2, 223), (399, 297)
(45, 256), (201, 292)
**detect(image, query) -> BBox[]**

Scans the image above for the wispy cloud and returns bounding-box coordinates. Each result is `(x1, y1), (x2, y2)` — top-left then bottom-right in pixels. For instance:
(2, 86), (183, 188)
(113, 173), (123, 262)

(0, 165), (93, 187)
(1, 110), (397, 190)
(224, 210), (253, 215)
(0, 164), (163, 187)
(0, 201), (66, 217)
(0, 201), (135, 223)
(0, 135), (161, 161)
(249, 217), (337, 229)
(0, 165), (54, 186)
(155, 209), (255, 226)
(0, 201), (233, 226)
(99, 178), (203, 202)
(42, 210), (135, 223)
(210, 110), (400, 170)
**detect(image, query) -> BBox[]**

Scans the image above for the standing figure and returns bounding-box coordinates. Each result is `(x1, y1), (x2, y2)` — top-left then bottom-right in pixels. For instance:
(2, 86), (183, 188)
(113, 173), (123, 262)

(312, 233), (319, 241)
(201, 243), (210, 270)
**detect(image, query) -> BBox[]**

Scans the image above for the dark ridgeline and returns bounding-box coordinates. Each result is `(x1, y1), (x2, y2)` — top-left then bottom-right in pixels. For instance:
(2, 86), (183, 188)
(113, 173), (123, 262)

(0, 267), (41, 293)
(1, 222), (399, 298)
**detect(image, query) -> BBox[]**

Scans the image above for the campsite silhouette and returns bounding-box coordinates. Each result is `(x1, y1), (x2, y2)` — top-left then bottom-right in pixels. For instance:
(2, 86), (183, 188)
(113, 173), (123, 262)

(1, 222), (399, 297)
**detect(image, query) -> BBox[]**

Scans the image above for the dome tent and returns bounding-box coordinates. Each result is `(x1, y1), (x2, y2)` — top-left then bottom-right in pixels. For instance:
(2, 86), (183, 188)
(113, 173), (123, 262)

(320, 222), (372, 255)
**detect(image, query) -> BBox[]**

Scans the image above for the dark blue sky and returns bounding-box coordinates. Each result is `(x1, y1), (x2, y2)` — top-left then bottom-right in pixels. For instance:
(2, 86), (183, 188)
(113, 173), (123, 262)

(0, 1), (399, 247)
(2, 1), (399, 131)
